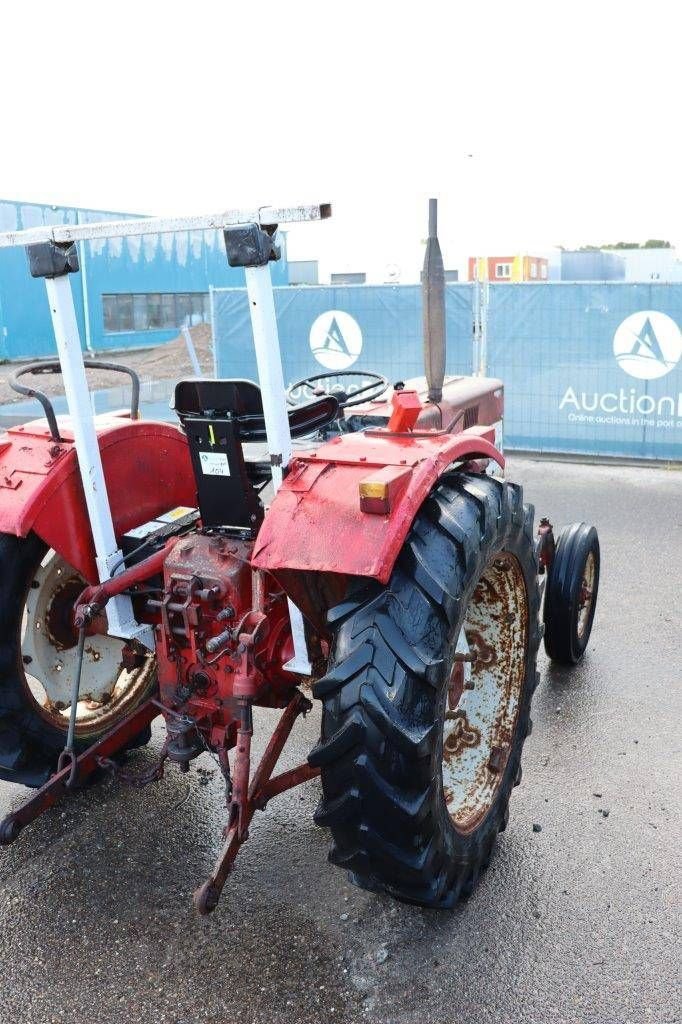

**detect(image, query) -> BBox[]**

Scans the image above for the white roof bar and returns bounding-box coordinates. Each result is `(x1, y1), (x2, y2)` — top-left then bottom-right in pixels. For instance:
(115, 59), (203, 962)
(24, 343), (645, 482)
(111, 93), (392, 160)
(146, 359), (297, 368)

(0, 203), (332, 249)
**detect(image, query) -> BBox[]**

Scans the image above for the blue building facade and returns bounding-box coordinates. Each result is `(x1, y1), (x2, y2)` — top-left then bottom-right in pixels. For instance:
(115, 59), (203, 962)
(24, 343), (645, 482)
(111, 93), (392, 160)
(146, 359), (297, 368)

(0, 199), (289, 360)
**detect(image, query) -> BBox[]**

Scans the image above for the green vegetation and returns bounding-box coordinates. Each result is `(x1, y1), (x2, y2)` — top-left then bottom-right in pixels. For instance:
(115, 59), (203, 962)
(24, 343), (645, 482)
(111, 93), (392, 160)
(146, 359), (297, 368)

(576, 239), (671, 251)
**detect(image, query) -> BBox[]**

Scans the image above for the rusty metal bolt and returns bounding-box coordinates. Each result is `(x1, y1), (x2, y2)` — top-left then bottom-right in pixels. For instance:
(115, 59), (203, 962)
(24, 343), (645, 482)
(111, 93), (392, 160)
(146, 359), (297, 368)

(205, 628), (232, 654)
(121, 645), (145, 671)
(488, 745), (507, 774)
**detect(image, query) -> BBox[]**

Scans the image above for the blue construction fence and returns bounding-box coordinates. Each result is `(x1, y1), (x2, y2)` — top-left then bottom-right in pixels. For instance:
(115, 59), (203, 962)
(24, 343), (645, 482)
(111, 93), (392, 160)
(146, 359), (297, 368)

(214, 282), (682, 461)
(214, 284), (474, 385)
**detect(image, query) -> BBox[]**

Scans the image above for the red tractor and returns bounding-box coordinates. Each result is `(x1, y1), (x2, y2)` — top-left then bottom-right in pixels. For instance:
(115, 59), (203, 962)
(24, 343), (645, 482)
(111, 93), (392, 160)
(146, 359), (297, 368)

(0, 202), (599, 913)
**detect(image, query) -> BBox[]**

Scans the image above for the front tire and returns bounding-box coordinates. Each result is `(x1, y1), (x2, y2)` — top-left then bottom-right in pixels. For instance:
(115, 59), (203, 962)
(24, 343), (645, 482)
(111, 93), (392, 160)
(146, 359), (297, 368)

(309, 472), (541, 908)
(544, 523), (600, 665)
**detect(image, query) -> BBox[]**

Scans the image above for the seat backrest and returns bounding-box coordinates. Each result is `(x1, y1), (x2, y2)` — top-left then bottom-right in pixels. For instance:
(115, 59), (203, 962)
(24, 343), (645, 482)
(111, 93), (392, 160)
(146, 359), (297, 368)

(172, 378), (339, 440)
(173, 378), (263, 423)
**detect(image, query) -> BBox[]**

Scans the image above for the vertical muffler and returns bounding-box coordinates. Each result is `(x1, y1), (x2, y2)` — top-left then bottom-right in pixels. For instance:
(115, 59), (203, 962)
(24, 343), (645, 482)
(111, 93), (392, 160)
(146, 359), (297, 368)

(422, 197), (446, 403)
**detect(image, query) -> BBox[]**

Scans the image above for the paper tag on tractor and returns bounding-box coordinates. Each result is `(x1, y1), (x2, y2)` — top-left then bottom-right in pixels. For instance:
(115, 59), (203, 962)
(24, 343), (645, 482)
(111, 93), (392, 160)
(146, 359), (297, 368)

(199, 452), (231, 477)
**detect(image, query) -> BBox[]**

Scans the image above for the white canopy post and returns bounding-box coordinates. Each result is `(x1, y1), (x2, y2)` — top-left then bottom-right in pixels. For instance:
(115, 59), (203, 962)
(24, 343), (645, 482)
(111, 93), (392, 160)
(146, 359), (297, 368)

(44, 274), (153, 646)
(244, 262), (310, 674)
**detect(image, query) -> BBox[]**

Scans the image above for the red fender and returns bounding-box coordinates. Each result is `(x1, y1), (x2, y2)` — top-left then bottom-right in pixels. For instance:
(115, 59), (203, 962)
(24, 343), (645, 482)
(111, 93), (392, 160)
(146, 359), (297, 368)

(252, 425), (504, 622)
(0, 414), (196, 582)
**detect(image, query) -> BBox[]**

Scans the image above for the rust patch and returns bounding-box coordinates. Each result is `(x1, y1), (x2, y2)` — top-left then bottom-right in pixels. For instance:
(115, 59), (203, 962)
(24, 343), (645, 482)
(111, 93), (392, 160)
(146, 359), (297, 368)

(443, 710), (481, 759)
(448, 661), (464, 709)
(466, 628), (498, 668)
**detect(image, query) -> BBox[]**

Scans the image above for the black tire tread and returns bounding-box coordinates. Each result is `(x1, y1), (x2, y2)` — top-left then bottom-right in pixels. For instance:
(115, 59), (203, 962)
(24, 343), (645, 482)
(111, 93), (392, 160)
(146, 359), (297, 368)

(544, 522), (600, 664)
(311, 471), (540, 908)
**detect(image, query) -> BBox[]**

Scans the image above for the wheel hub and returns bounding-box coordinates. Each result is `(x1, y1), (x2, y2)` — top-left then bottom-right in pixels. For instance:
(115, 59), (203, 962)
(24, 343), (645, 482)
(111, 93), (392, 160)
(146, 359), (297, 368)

(577, 550), (596, 639)
(44, 576), (83, 651)
(21, 550), (155, 734)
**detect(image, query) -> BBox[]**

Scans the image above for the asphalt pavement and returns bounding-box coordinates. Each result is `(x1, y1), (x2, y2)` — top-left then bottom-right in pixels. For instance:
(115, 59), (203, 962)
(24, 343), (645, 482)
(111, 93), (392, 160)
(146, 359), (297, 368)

(0, 455), (680, 1024)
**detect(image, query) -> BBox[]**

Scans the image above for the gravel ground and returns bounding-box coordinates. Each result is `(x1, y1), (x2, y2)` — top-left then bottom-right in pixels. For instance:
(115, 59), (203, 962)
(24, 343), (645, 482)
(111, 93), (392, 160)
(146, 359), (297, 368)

(0, 325), (214, 406)
(0, 456), (680, 1024)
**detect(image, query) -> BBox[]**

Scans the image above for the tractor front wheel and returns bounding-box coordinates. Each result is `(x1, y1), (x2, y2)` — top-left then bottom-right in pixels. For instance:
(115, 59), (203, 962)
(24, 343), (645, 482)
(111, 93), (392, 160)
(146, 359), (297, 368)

(543, 523), (600, 665)
(309, 472), (540, 908)
(0, 532), (156, 788)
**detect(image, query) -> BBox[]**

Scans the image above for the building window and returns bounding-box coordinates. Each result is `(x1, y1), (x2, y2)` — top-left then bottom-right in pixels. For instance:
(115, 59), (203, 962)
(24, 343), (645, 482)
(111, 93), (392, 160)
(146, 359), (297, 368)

(103, 295), (118, 333)
(161, 294), (177, 329)
(495, 263), (511, 279)
(530, 263), (537, 279)
(133, 294), (149, 330)
(177, 293), (194, 327)
(102, 292), (211, 334)
(117, 294), (133, 332)
(540, 264), (547, 279)
(147, 293), (162, 328)
(330, 272), (367, 285)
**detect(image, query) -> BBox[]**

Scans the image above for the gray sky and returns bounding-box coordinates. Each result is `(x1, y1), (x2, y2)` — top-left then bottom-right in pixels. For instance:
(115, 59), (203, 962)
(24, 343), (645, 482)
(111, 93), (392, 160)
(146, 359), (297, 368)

(2, 0), (678, 280)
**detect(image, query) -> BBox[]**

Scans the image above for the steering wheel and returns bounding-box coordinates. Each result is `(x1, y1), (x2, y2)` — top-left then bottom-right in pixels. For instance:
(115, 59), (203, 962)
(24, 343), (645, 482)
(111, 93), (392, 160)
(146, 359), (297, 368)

(286, 370), (389, 409)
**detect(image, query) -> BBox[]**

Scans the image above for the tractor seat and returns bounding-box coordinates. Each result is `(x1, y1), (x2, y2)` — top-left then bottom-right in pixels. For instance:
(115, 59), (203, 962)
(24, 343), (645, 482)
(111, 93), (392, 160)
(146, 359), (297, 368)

(172, 378), (339, 443)
(171, 378), (340, 530)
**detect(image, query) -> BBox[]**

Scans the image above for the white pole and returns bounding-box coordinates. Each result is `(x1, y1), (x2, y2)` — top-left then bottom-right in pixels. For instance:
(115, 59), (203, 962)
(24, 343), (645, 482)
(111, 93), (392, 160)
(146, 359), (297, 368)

(479, 280), (489, 376)
(244, 265), (292, 490)
(181, 326), (202, 375)
(44, 275), (153, 647)
(472, 274), (481, 376)
(0, 204), (331, 249)
(209, 284), (218, 378)
(244, 264), (310, 674)
(76, 210), (94, 354)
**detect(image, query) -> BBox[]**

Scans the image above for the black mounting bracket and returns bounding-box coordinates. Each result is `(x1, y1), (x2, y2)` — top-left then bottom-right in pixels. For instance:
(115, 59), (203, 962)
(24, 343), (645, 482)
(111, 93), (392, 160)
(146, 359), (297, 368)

(223, 223), (280, 268)
(26, 240), (79, 279)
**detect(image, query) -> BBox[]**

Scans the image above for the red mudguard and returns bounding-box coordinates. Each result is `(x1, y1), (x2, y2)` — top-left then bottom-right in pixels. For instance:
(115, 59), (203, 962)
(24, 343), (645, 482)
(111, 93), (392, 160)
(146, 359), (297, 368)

(252, 425), (504, 586)
(0, 414), (195, 582)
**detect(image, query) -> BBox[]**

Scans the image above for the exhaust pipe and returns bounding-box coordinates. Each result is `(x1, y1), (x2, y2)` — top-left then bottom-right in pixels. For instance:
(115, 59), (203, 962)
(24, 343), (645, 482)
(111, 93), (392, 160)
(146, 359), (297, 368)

(422, 198), (446, 403)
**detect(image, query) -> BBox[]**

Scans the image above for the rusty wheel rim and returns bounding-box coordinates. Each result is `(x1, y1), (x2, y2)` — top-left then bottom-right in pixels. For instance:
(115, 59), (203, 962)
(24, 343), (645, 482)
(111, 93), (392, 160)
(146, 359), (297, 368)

(577, 551), (596, 640)
(21, 550), (155, 738)
(442, 553), (529, 834)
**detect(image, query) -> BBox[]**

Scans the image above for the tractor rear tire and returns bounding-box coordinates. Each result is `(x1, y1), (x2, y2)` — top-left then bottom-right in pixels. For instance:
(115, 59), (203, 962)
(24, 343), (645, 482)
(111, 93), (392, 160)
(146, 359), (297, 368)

(309, 472), (540, 908)
(0, 531), (156, 788)
(543, 523), (600, 665)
